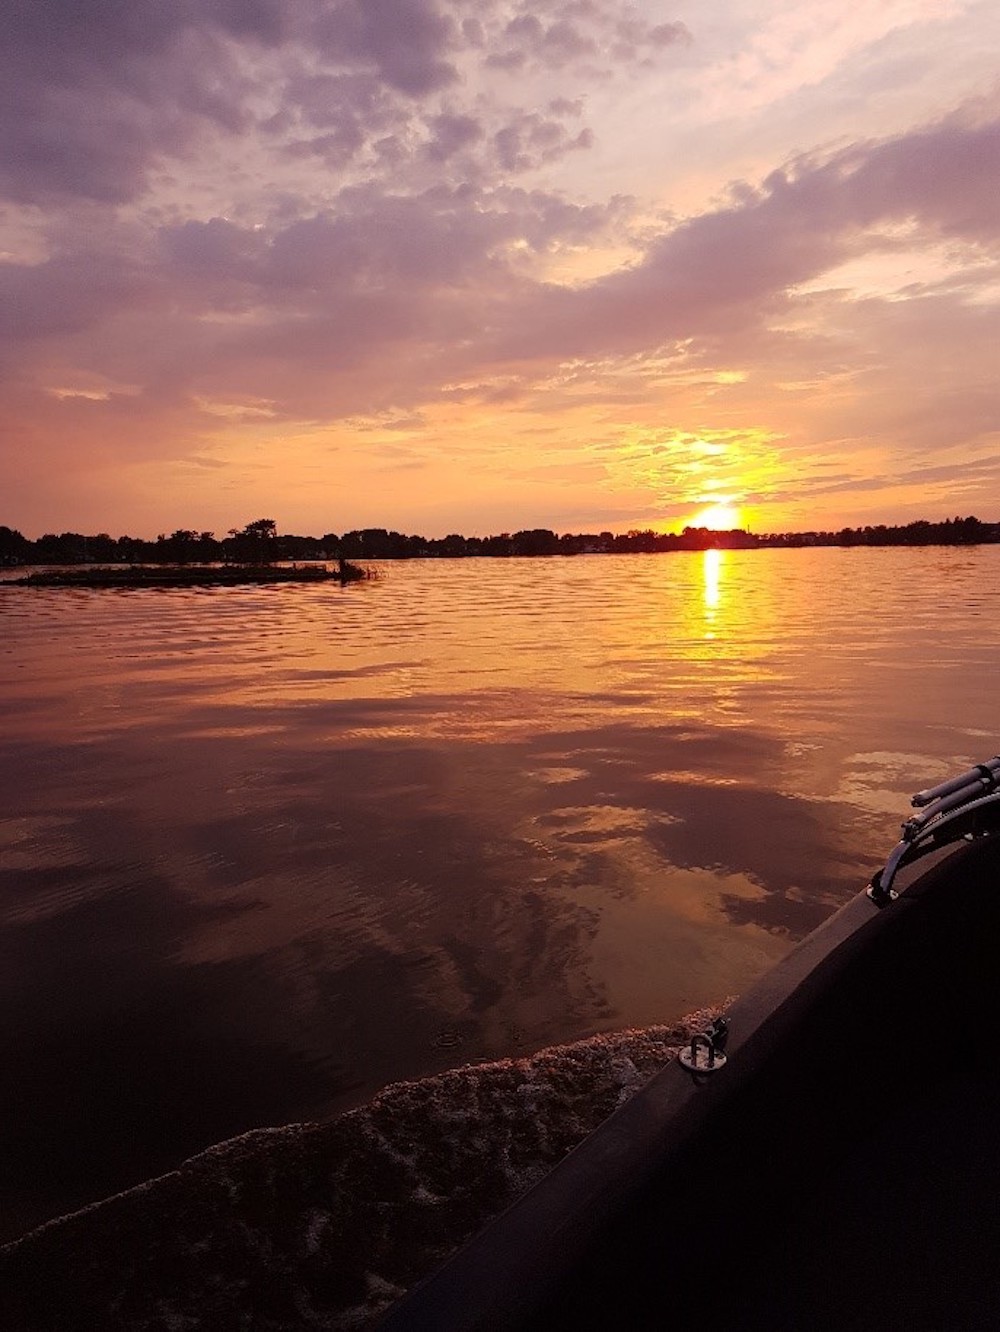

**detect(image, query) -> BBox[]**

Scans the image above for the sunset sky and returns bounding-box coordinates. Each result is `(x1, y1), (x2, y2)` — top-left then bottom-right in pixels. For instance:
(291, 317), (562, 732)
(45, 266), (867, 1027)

(4, 0), (999, 539)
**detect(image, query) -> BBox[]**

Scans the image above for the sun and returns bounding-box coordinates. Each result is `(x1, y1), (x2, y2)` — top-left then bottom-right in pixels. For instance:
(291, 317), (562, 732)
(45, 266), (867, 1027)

(690, 502), (743, 531)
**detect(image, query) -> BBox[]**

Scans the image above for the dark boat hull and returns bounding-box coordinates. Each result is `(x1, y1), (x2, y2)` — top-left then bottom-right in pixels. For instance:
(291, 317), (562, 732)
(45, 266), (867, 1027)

(383, 833), (1000, 1330)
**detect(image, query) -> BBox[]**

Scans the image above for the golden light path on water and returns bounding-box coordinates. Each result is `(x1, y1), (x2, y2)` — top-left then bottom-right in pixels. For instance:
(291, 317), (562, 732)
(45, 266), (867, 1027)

(703, 546), (722, 618)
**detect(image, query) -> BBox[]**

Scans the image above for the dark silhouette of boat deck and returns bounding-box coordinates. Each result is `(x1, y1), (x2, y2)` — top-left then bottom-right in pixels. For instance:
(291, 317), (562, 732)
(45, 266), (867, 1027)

(384, 812), (1000, 1330)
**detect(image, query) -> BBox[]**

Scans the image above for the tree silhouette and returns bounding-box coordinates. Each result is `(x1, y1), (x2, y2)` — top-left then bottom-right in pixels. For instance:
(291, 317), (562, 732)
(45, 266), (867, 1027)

(0, 525), (31, 565)
(227, 519), (278, 564)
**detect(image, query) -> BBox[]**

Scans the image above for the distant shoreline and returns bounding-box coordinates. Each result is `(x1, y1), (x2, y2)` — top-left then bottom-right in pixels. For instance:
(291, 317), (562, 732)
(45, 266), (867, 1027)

(2, 514), (998, 568)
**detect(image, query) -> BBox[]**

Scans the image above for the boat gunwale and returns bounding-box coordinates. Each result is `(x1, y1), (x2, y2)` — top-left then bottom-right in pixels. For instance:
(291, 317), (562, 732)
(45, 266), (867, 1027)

(380, 834), (998, 1330)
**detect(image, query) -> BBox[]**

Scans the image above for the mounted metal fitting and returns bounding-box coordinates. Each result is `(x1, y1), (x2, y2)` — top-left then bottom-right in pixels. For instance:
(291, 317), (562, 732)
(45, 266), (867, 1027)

(679, 1018), (729, 1074)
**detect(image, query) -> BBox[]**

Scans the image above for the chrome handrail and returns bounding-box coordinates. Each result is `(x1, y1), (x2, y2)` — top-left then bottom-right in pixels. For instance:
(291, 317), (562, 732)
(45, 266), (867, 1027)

(869, 756), (1000, 906)
(911, 756), (1000, 808)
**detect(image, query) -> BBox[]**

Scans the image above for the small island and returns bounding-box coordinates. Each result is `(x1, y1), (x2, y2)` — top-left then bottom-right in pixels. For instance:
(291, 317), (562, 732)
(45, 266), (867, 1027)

(2, 519), (371, 588)
(7, 561), (369, 589)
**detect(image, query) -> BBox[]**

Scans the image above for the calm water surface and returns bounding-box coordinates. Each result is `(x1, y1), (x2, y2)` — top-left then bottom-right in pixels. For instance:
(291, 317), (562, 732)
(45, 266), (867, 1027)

(0, 547), (996, 1235)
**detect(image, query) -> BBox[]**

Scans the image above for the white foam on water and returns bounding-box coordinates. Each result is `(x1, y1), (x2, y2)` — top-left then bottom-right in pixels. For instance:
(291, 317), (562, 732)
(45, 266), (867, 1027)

(0, 1006), (729, 1329)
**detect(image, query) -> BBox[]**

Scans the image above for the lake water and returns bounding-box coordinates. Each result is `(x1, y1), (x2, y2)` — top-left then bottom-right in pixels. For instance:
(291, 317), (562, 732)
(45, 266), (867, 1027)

(1, 546), (996, 1238)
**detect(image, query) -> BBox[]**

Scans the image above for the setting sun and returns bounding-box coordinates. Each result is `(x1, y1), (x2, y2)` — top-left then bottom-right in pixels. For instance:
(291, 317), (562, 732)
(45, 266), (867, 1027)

(690, 503), (743, 531)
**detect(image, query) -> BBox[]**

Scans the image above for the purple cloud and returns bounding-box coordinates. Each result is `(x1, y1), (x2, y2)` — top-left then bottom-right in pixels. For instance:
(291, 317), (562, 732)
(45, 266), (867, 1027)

(1, 0), (686, 208)
(493, 112), (594, 172)
(313, 0), (458, 96)
(1, 0), (277, 203)
(1, 0), (461, 205)
(425, 113), (485, 162)
(488, 112), (1000, 362)
(487, 4), (689, 74)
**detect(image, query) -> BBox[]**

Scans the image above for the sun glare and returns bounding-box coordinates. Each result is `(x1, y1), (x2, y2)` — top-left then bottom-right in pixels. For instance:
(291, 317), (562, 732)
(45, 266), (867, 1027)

(690, 503), (742, 531)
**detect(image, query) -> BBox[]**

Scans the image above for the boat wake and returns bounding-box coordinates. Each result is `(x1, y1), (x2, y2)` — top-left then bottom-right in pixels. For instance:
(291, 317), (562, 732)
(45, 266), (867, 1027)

(0, 1007), (726, 1330)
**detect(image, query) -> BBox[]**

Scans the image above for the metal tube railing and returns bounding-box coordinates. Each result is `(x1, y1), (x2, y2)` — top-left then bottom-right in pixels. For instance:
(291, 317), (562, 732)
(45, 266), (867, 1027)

(869, 755), (1000, 905)
(911, 756), (1000, 807)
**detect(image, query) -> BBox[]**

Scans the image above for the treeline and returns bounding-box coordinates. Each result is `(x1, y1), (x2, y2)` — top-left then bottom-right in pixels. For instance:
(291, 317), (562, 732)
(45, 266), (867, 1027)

(760, 515), (999, 548)
(2, 514), (998, 567)
(0, 522), (762, 565)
